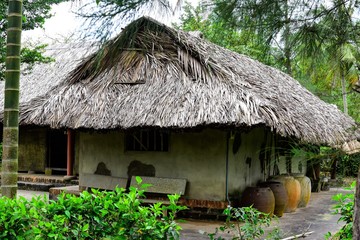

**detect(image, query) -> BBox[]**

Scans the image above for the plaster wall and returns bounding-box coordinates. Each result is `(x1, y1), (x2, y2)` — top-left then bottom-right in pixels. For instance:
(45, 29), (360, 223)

(79, 129), (227, 201)
(227, 128), (273, 203)
(78, 128), (273, 202)
(276, 155), (307, 175)
(18, 128), (47, 172)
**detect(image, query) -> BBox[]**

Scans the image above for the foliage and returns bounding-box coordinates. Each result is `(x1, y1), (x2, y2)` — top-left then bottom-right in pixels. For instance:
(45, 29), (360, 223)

(21, 44), (54, 66)
(0, 196), (35, 238)
(212, 0), (326, 75)
(337, 153), (360, 177)
(174, 2), (282, 69)
(290, 145), (360, 178)
(294, 0), (360, 115)
(325, 181), (355, 240)
(0, 178), (186, 239)
(0, 0), (65, 80)
(76, 0), (182, 41)
(206, 206), (280, 240)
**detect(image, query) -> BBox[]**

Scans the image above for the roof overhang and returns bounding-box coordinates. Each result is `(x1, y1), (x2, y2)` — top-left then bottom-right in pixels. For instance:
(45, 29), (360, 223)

(341, 140), (360, 154)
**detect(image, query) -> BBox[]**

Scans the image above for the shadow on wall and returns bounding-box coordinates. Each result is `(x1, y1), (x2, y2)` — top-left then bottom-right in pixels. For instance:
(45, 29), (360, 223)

(126, 160), (155, 188)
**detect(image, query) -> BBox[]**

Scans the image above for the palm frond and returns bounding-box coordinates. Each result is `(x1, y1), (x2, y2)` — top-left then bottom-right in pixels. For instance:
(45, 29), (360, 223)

(339, 43), (356, 63)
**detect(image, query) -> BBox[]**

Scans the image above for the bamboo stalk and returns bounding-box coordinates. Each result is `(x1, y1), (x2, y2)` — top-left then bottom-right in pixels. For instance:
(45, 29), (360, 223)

(2, 0), (23, 198)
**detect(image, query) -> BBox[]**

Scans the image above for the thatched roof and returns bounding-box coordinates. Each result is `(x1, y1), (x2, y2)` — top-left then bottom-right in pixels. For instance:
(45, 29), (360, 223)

(342, 140), (360, 154)
(354, 79), (360, 93)
(0, 42), (97, 111)
(18, 17), (358, 146)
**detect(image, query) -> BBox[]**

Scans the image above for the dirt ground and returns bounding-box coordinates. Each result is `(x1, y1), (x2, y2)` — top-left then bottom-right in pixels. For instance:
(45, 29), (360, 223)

(17, 188), (349, 240)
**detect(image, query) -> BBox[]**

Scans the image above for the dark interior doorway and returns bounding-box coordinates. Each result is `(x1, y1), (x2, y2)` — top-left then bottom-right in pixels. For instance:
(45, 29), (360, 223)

(47, 130), (67, 174)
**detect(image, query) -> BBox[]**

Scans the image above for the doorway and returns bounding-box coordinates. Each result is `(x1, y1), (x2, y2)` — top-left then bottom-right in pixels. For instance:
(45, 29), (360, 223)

(47, 130), (67, 174)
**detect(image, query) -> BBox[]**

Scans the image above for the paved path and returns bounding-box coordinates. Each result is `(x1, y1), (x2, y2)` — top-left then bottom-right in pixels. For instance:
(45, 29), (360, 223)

(16, 188), (349, 240)
(18, 190), (49, 200)
(264, 188), (347, 240)
(179, 188), (349, 240)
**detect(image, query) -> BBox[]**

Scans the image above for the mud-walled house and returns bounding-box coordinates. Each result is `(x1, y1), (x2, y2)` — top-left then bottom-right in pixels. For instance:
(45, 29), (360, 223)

(5, 17), (358, 209)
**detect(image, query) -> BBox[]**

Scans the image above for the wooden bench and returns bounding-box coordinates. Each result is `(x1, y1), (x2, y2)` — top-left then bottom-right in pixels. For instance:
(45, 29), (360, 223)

(130, 176), (187, 205)
(79, 173), (127, 191)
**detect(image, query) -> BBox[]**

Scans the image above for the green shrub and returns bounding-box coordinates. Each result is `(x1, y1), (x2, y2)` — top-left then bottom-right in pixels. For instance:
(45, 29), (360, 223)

(207, 206), (280, 240)
(336, 153), (360, 177)
(325, 181), (355, 240)
(0, 196), (35, 239)
(0, 177), (186, 239)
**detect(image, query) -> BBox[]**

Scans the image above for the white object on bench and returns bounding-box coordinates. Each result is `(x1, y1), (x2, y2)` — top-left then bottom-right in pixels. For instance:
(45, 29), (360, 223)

(79, 173), (127, 190)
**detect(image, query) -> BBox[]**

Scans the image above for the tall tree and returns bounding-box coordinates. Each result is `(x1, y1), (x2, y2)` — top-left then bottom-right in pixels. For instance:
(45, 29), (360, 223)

(212, 0), (325, 76)
(174, 2), (282, 68)
(76, 0), (183, 41)
(2, 0), (23, 198)
(295, 0), (360, 115)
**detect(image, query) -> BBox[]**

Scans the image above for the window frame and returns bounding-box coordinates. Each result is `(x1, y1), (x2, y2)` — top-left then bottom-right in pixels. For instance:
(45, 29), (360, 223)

(124, 129), (170, 152)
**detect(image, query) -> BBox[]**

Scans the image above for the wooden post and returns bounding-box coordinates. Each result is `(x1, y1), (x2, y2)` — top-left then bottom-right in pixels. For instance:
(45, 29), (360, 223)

(67, 129), (73, 176)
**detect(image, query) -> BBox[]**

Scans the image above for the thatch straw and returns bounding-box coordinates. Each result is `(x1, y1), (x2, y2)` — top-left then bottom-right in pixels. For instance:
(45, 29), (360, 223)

(0, 42), (97, 111)
(354, 79), (360, 93)
(16, 17), (358, 147)
(342, 140), (360, 154)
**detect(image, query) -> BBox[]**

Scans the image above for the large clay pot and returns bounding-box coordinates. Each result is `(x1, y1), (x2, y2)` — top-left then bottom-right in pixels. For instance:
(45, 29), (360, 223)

(240, 186), (275, 216)
(258, 181), (288, 217)
(292, 173), (311, 208)
(271, 175), (301, 213)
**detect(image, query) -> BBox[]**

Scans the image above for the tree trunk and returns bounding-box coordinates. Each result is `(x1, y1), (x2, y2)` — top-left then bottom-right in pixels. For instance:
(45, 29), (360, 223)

(341, 68), (348, 115)
(1, 0), (23, 198)
(353, 165), (360, 239)
(283, 0), (292, 75)
(330, 159), (337, 179)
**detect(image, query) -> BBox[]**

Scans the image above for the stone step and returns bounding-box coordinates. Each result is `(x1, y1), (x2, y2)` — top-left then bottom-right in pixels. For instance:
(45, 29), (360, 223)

(18, 181), (55, 192)
(70, 179), (79, 185)
(18, 174), (77, 184)
(49, 185), (81, 200)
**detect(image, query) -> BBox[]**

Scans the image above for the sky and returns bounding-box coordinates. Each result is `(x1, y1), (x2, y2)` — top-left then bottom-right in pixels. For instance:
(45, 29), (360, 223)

(22, 0), (200, 44)
(22, 2), (81, 43)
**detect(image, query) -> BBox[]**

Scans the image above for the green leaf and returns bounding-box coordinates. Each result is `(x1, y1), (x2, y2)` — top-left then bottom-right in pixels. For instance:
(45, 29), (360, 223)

(82, 223), (89, 232)
(65, 210), (70, 219)
(135, 176), (142, 184)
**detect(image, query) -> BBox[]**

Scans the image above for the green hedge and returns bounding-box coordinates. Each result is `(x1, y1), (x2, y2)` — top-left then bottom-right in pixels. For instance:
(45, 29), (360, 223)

(0, 178), (185, 240)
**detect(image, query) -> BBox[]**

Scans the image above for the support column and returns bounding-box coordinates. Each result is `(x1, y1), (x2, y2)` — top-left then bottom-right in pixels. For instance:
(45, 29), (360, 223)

(67, 129), (74, 176)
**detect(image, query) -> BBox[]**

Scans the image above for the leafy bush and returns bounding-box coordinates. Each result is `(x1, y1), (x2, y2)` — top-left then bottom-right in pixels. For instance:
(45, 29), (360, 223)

(336, 153), (360, 177)
(207, 206), (280, 240)
(325, 181), (355, 240)
(0, 196), (35, 239)
(0, 177), (186, 239)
